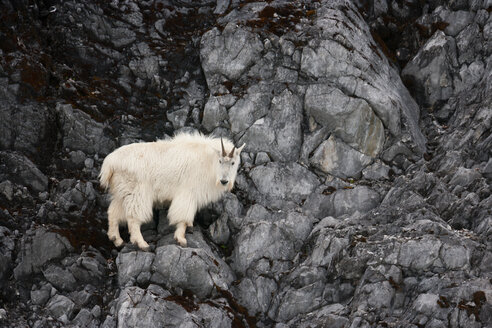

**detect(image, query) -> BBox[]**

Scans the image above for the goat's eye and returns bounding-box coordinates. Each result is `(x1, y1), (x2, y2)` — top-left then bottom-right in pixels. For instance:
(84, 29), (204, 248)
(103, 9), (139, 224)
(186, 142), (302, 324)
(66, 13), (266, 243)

(232, 161), (235, 165)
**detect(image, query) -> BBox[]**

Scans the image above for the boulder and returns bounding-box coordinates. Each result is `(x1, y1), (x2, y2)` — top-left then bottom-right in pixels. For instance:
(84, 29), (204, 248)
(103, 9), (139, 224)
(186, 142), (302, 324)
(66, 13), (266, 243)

(14, 228), (74, 279)
(150, 245), (234, 298)
(402, 31), (458, 108)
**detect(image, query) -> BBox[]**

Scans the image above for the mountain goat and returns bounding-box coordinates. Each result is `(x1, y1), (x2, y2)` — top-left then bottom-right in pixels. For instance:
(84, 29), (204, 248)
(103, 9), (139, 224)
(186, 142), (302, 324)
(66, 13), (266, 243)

(99, 132), (245, 250)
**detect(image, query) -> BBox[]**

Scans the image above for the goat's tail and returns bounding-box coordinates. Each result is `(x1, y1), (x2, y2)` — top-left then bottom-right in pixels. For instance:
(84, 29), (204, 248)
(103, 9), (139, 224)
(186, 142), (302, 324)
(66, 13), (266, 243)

(99, 156), (114, 190)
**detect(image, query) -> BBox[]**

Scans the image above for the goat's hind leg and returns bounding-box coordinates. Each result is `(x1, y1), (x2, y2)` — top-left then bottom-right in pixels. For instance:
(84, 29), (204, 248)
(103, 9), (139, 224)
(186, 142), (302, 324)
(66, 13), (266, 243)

(124, 190), (153, 251)
(107, 198), (124, 247)
(128, 218), (150, 251)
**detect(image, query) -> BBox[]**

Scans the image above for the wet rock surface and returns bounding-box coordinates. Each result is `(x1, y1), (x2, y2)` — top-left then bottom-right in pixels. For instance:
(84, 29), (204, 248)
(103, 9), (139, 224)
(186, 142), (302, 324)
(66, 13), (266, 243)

(0, 0), (491, 327)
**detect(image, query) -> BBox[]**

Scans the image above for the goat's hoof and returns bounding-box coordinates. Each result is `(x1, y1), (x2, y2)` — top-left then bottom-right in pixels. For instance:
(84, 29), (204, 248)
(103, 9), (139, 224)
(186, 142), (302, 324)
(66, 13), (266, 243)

(109, 235), (124, 247)
(138, 243), (150, 252)
(130, 237), (150, 251)
(134, 241), (150, 251)
(113, 238), (124, 247)
(175, 236), (187, 247)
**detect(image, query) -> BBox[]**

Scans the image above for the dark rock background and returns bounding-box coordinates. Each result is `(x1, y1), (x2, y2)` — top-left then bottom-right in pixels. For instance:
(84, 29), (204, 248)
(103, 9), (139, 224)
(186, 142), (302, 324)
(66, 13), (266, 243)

(0, 0), (491, 327)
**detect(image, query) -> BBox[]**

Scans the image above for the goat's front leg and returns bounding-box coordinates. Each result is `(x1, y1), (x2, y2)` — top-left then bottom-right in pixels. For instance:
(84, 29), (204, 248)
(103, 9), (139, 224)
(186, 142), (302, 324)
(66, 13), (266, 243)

(173, 222), (188, 247)
(168, 196), (196, 247)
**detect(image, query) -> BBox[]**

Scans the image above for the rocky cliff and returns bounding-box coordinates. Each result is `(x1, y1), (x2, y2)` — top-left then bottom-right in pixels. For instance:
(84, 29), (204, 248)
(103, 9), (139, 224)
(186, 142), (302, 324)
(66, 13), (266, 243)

(0, 0), (491, 327)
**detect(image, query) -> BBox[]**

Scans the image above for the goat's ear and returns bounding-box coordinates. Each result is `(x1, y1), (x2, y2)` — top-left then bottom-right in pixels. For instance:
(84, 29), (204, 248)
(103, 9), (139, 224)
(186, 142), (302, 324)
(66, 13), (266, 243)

(237, 143), (246, 154)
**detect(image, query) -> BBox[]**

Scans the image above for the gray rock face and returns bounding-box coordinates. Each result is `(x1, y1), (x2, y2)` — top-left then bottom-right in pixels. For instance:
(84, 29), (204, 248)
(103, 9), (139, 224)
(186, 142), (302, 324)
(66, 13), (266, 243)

(151, 245), (234, 299)
(0, 227), (14, 286)
(115, 285), (234, 328)
(51, 179), (97, 212)
(56, 103), (116, 156)
(46, 294), (76, 320)
(42, 265), (77, 291)
(117, 251), (155, 286)
(238, 89), (303, 162)
(300, 1), (426, 153)
(310, 135), (373, 179)
(201, 23), (263, 90)
(202, 95), (230, 132)
(305, 84), (385, 157)
(402, 30), (458, 108)
(303, 185), (380, 219)
(250, 162), (320, 203)
(0, 101), (54, 159)
(231, 211), (313, 274)
(14, 228), (73, 279)
(0, 151), (48, 193)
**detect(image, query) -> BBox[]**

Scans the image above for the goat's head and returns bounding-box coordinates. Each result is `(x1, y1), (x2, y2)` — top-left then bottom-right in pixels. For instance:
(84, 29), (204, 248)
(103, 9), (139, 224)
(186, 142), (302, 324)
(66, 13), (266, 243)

(216, 138), (245, 191)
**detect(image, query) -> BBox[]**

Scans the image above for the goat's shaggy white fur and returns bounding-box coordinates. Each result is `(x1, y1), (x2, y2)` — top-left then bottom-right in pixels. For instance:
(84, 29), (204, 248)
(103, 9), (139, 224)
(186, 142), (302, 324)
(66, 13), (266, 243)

(99, 132), (245, 250)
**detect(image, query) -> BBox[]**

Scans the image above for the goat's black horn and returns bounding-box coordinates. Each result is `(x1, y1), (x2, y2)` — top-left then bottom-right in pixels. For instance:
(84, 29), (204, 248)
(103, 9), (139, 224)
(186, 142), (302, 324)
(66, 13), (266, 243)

(228, 146), (235, 158)
(221, 138), (227, 157)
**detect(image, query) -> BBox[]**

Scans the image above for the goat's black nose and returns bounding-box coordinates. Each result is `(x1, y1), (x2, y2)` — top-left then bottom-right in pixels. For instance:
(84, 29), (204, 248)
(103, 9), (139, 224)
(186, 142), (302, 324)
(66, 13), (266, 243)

(220, 179), (228, 186)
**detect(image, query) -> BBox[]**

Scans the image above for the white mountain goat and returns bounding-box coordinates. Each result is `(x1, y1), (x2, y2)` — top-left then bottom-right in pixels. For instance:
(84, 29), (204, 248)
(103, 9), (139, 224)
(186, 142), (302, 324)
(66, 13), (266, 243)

(99, 132), (245, 250)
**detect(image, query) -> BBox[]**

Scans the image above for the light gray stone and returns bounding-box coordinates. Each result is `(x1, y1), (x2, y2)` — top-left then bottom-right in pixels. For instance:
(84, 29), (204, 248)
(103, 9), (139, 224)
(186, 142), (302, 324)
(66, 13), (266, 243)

(254, 152), (270, 165)
(116, 251), (155, 286)
(116, 286), (191, 328)
(31, 286), (51, 306)
(56, 103), (116, 155)
(234, 276), (277, 315)
(0, 152), (48, 193)
(310, 135), (373, 179)
(238, 89), (303, 162)
(214, 0), (230, 15)
(166, 107), (189, 130)
(46, 295), (76, 320)
(228, 90), (271, 134)
(398, 237), (441, 271)
(201, 23), (263, 90)
(150, 245), (234, 298)
(208, 214), (230, 245)
(305, 84), (384, 157)
(402, 31), (458, 108)
(202, 96), (228, 132)
(232, 212), (313, 274)
(449, 167), (482, 188)
(14, 228), (73, 279)
(439, 243), (469, 269)
(362, 161), (391, 180)
(250, 162), (320, 203)
(332, 186), (380, 217)
(299, 1), (426, 153)
(272, 281), (325, 322)
(72, 308), (94, 327)
(43, 265), (77, 291)
(434, 8), (475, 37)
(413, 293), (440, 315)
(358, 281), (395, 309)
